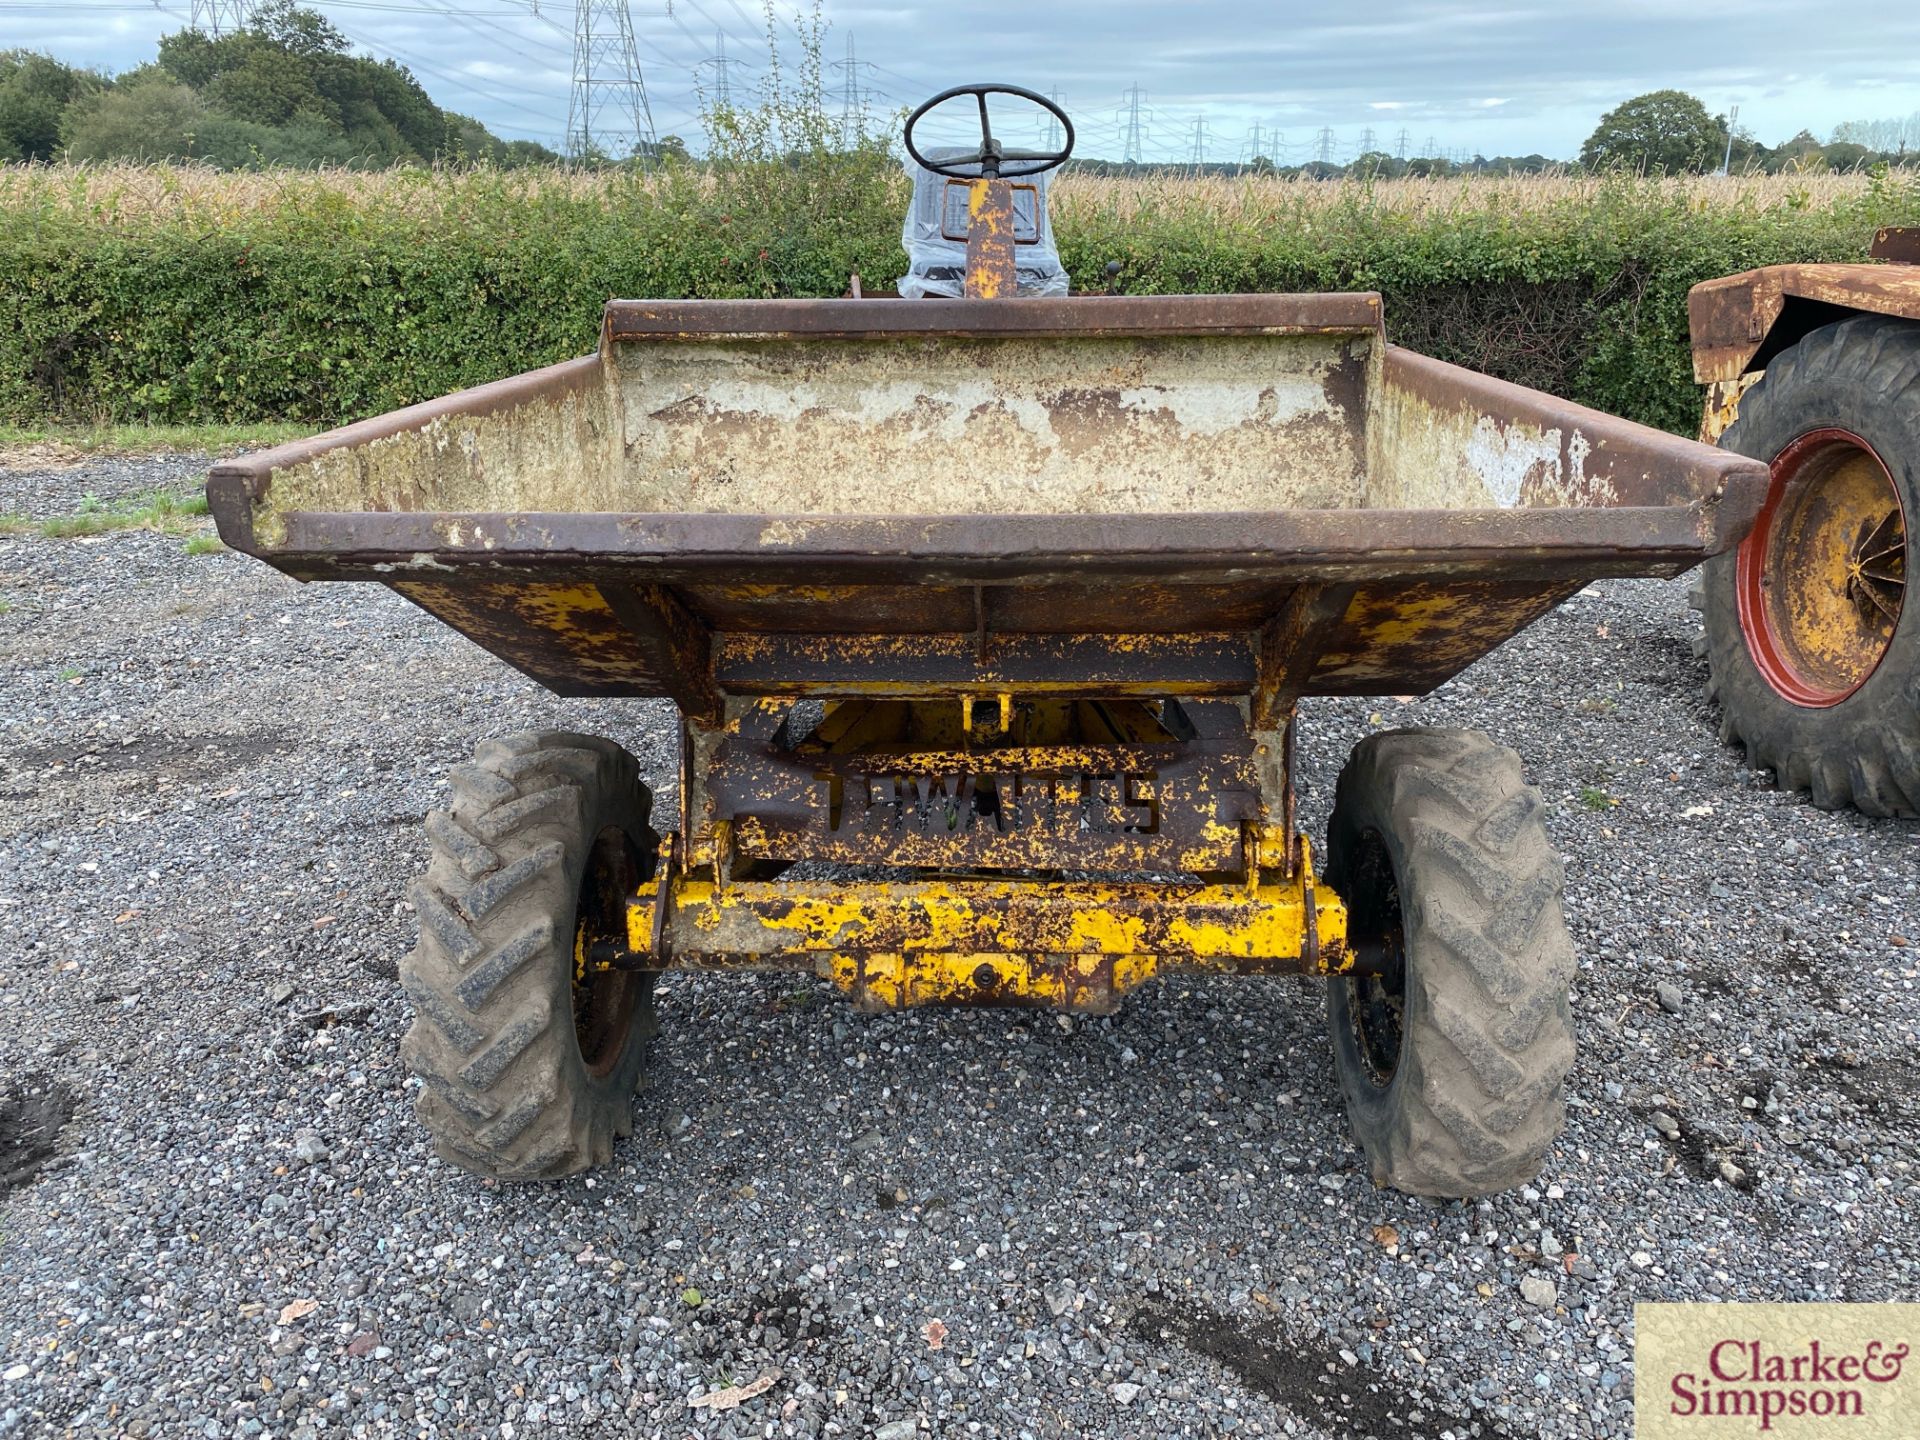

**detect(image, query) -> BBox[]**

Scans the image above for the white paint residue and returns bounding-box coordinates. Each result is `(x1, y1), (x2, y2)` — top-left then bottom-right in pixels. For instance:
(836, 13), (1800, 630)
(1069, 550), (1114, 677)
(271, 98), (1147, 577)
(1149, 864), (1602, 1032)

(758, 519), (809, 547)
(693, 377), (1059, 448)
(1114, 372), (1324, 436)
(1465, 415), (1560, 509)
(1565, 430), (1597, 501)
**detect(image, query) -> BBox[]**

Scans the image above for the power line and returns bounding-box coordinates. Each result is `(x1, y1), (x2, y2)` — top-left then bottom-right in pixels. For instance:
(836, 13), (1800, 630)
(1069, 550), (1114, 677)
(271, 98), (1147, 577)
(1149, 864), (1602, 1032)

(325, 16), (571, 127)
(419, 0), (571, 63)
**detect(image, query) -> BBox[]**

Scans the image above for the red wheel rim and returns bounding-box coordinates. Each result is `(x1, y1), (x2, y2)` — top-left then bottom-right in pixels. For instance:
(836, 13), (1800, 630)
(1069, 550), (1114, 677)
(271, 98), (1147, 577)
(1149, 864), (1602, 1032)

(1735, 427), (1907, 708)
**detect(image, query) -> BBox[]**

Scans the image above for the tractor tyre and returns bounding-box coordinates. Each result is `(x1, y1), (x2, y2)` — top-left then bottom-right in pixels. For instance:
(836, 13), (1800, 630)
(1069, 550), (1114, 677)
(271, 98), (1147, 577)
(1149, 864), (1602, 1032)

(400, 731), (659, 1180)
(1696, 315), (1917, 817)
(1324, 729), (1575, 1197)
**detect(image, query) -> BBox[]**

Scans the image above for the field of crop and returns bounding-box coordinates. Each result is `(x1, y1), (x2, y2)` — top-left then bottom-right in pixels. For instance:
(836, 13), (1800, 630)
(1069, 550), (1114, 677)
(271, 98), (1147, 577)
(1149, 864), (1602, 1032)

(3, 159), (1918, 432)
(2, 160), (1891, 216)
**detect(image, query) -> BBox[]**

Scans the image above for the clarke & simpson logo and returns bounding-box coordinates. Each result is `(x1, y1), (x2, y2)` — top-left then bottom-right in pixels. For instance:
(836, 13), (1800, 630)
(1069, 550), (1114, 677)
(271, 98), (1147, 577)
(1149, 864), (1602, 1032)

(1638, 1304), (1920, 1439)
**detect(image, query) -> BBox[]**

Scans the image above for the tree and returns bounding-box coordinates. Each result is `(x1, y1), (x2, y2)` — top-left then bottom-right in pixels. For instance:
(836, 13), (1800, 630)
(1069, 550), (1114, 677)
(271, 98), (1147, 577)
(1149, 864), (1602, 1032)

(1579, 89), (1725, 174)
(1768, 129), (1826, 173)
(1726, 123), (1769, 172)
(1820, 141), (1872, 171)
(143, 3), (521, 167)
(0, 51), (101, 161)
(199, 113), (358, 166)
(61, 79), (207, 162)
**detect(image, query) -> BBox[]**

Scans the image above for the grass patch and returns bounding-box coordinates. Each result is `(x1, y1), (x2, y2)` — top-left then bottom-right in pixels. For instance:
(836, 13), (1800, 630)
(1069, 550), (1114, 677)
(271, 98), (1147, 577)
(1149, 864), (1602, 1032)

(0, 421), (305, 458)
(183, 533), (225, 555)
(1578, 785), (1620, 811)
(33, 488), (211, 539)
(0, 597), (13, 614)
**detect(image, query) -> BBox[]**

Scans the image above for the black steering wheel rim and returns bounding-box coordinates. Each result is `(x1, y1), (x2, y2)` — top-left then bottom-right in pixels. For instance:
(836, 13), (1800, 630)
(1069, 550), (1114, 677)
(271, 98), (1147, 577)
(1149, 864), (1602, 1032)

(903, 83), (1074, 179)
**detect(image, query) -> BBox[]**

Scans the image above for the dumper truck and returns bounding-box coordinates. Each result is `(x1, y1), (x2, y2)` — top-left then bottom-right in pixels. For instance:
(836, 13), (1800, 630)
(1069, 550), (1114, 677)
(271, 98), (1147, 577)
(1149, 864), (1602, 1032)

(209, 86), (1772, 1195)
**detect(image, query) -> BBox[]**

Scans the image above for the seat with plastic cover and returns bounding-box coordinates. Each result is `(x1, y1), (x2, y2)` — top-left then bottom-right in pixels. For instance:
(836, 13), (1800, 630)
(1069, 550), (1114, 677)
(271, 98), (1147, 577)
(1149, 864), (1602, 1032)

(895, 146), (1069, 299)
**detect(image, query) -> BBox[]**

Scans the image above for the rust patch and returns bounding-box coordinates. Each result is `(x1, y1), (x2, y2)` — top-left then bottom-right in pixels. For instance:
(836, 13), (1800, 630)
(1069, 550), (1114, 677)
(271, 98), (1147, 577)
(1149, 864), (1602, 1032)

(1688, 262), (1920, 383)
(1871, 228), (1920, 265)
(610, 331), (1372, 517)
(1308, 579), (1587, 694)
(706, 698), (1259, 874)
(389, 581), (669, 697)
(963, 178), (1017, 299)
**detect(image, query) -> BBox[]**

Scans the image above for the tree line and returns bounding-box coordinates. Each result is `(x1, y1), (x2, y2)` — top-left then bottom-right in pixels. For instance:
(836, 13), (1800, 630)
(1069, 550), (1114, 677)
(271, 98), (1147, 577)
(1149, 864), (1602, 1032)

(1072, 94), (1916, 180)
(0, 1), (554, 168)
(3, 17), (1914, 180)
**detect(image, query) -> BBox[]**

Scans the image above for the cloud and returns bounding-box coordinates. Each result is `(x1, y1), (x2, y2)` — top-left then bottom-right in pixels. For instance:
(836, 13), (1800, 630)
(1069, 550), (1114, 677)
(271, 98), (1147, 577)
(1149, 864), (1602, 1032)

(14, 0), (1920, 159)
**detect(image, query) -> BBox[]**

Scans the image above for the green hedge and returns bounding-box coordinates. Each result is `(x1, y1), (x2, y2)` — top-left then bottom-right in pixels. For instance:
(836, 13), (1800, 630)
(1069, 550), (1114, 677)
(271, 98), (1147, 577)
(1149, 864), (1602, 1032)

(3, 162), (1917, 434)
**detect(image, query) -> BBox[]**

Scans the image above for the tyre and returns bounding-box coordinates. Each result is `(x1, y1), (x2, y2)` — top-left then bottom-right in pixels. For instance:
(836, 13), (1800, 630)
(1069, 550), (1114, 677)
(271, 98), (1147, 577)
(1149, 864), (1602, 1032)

(1323, 729), (1575, 1197)
(1696, 315), (1917, 817)
(401, 731), (659, 1180)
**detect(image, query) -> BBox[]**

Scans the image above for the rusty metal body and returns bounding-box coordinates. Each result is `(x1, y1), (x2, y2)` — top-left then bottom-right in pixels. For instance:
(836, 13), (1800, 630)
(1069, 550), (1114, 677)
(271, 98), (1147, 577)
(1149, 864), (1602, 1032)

(211, 292), (1768, 1011)
(1690, 227), (1920, 443)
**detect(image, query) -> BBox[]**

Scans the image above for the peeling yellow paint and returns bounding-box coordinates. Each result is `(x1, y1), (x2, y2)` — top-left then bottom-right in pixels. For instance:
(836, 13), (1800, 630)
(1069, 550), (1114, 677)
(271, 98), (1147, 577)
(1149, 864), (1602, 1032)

(638, 838), (1351, 1012)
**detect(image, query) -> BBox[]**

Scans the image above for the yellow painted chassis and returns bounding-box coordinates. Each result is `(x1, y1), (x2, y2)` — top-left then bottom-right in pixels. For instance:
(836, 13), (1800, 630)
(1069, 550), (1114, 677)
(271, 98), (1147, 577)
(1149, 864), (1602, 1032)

(592, 830), (1352, 1014)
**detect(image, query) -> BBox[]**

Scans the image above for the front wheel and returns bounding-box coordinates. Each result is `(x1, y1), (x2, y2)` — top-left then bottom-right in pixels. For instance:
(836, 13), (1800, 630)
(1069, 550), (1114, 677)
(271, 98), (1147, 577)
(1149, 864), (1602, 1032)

(1697, 315), (1917, 816)
(400, 731), (659, 1180)
(1324, 729), (1575, 1197)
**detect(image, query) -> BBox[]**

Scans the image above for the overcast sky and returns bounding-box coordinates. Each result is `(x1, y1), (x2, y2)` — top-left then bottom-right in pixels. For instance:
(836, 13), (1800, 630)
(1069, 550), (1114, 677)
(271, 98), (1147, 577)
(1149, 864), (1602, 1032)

(6, 0), (1920, 162)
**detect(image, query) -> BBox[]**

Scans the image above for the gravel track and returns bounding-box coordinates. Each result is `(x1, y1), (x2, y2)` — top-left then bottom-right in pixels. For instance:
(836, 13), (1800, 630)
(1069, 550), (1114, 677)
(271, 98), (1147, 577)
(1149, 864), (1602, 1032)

(0, 452), (1915, 1439)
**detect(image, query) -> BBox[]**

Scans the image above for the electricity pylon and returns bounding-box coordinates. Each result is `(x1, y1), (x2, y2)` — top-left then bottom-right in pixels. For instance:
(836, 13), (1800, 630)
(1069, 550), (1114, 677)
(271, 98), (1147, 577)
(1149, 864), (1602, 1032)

(567, 0), (656, 161)
(189, 0), (252, 35)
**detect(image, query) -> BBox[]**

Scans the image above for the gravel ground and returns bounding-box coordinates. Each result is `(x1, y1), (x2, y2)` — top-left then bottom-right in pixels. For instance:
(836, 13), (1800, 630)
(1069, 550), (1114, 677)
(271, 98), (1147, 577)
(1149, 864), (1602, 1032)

(0, 451), (214, 522)
(0, 450), (1915, 1440)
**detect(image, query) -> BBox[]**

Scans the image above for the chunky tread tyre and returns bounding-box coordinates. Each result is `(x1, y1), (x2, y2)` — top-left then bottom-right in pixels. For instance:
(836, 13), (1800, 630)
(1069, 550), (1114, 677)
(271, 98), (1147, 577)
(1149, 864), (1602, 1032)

(1697, 316), (1920, 818)
(1324, 729), (1575, 1197)
(401, 731), (658, 1180)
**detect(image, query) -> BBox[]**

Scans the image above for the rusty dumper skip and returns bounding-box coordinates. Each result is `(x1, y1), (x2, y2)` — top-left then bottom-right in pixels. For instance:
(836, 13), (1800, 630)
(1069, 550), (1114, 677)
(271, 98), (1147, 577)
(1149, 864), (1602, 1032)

(210, 88), (1770, 1196)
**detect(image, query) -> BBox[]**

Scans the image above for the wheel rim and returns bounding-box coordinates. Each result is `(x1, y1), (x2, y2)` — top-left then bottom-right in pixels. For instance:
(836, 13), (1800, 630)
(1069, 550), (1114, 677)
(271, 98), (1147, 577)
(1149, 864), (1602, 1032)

(1736, 427), (1907, 707)
(572, 826), (646, 1079)
(1341, 827), (1408, 1090)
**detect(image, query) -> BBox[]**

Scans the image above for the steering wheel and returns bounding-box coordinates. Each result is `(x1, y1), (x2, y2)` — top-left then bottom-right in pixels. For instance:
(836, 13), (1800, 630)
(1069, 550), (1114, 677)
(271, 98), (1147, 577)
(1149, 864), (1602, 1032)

(903, 84), (1074, 179)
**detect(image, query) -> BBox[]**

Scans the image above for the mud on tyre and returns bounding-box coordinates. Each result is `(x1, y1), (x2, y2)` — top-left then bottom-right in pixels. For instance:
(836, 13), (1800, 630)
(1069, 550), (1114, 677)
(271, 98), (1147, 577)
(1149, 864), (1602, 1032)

(401, 731), (659, 1180)
(1324, 728), (1576, 1198)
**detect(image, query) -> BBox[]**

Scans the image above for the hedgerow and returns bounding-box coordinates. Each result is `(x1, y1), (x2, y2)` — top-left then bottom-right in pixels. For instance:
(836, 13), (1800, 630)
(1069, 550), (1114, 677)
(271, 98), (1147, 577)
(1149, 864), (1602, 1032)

(1, 162), (1915, 434)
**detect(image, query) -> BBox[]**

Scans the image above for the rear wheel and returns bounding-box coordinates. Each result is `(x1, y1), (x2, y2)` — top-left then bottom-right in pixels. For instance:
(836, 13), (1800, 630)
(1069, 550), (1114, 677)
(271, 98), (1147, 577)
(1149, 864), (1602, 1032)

(1697, 316), (1918, 816)
(1324, 729), (1575, 1197)
(401, 731), (658, 1180)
